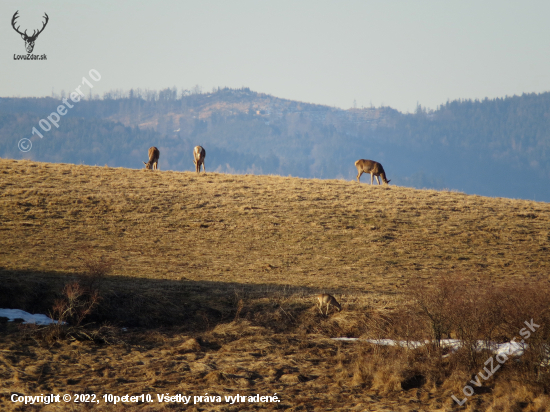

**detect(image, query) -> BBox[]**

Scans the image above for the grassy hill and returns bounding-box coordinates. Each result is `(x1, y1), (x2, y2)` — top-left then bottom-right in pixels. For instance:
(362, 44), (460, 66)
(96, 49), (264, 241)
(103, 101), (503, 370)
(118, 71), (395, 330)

(2, 88), (550, 201)
(1, 158), (550, 411)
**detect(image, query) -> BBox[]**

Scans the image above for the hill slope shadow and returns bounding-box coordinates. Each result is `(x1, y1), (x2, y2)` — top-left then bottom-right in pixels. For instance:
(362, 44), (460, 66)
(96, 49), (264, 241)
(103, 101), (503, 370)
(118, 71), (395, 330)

(0, 268), (325, 333)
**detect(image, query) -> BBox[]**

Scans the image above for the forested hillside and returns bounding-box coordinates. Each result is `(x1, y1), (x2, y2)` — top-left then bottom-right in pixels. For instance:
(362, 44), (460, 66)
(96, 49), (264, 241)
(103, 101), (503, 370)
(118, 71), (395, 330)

(1, 88), (548, 201)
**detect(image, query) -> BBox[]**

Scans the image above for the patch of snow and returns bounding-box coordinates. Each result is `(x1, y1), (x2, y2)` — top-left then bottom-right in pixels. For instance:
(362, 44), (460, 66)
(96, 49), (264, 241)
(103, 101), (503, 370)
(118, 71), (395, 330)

(0, 308), (60, 325)
(332, 338), (527, 357)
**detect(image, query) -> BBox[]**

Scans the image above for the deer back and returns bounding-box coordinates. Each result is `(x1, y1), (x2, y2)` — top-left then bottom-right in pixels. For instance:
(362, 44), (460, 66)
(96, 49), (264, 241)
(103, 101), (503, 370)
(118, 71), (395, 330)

(355, 159), (377, 173)
(148, 147), (160, 162)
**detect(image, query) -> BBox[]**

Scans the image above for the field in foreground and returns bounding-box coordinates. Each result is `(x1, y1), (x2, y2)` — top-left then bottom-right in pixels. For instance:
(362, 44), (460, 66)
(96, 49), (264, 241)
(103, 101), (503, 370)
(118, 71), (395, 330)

(1, 158), (549, 411)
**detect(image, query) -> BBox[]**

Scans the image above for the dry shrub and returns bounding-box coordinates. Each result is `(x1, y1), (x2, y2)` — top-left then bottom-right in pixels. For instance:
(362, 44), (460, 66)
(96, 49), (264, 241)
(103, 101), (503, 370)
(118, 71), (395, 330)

(406, 275), (550, 396)
(349, 340), (489, 402)
(78, 254), (113, 294)
(451, 280), (506, 369)
(409, 274), (466, 346)
(497, 280), (550, 388)
(376, 306), (426, 344)
(41, 280), (101, 342)
(38, 256), (113, 342)
(52, 281), (100, 326)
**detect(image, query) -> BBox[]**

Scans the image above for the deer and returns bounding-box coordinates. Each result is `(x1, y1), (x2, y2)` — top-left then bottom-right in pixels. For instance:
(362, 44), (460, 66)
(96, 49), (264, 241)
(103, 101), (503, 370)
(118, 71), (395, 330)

(317, 294), (342, 316)
(11, 11), (49, 54)
(143, 147), (160, 170)
(355, 159), (391, 185)
(193, 146), (206, 173)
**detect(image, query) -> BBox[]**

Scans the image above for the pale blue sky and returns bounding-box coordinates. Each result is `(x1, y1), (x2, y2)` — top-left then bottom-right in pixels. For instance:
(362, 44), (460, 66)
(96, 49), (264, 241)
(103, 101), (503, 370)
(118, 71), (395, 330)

(1, 0), (550, 112)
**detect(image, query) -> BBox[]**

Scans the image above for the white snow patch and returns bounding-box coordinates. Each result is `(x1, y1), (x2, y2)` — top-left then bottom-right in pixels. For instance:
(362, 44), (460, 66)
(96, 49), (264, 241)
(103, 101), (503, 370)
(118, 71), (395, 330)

(0, 308), (60, 325)
(332, 338), (527, 357)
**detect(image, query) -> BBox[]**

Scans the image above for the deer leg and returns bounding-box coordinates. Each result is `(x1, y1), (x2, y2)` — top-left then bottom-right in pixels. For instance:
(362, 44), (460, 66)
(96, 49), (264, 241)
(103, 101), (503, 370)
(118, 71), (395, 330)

(375, 175), (380, 185)
(318, 302), (324, 315)
(357, 170), (363, 182)
(370, 173), (374, 185)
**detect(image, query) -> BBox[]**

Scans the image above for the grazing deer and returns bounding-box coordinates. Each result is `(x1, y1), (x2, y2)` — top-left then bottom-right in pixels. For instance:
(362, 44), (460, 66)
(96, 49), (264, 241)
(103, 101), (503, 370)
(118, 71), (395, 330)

(193, 146), (206, 173)
(143, 147), (160, 170)
(317, 294), (342, 315)
(355, 159), (391, 185)
(12, 11), (49, 54)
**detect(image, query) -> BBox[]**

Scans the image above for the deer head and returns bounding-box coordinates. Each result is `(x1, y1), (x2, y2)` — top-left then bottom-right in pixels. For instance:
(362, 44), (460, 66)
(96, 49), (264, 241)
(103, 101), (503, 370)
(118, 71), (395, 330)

(12, 11), (49, 54)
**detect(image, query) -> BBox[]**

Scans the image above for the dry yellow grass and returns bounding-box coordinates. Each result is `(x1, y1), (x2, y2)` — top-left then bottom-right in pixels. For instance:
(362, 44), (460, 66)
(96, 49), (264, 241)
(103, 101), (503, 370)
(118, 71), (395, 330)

(1, 158), (548, 290)
(1, 158), (549, 411)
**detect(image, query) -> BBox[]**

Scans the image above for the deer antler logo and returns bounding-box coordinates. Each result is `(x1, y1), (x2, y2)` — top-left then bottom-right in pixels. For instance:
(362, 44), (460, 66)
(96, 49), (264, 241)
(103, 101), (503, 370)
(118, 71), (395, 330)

(11, 11), (49, 54)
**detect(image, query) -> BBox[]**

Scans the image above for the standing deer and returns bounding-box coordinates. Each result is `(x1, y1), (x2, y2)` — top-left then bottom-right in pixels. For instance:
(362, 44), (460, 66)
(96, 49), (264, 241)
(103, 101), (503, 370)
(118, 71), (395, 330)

(11, 11), (49, 54)
(317, 294), (342, 315)
(355, 159), (391, 185)
(193, 146), (206, 173)
(143, 147), (160, 170)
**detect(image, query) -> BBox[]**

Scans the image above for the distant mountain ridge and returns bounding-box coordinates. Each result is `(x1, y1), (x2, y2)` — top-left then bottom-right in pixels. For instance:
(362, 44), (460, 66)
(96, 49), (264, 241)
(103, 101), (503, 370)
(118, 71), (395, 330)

(0, 87), (548, 201)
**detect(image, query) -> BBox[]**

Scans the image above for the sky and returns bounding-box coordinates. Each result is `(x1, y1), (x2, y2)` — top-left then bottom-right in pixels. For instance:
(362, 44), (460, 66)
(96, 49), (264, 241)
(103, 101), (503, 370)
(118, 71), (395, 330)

(1, 0), (550, 113)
